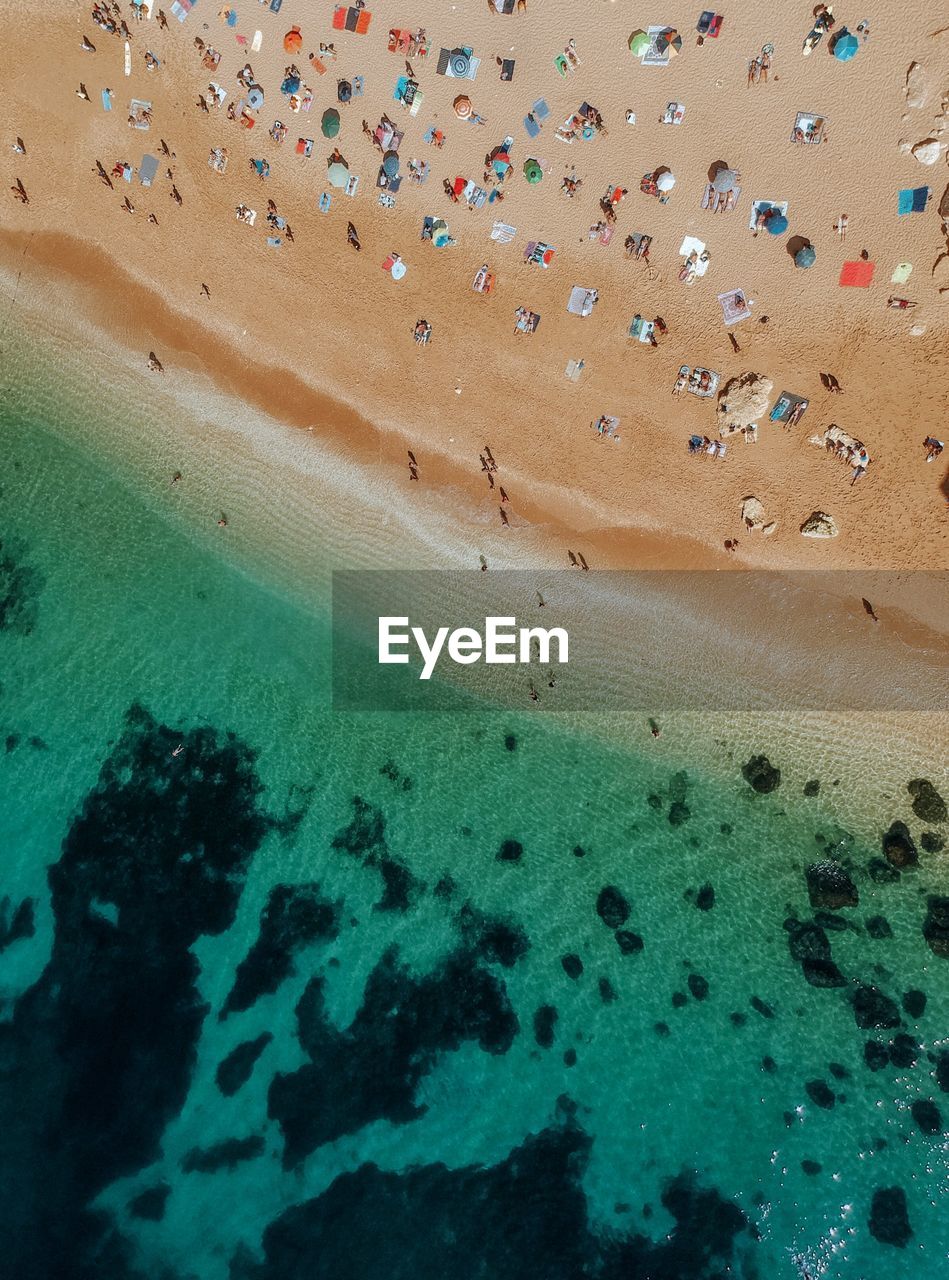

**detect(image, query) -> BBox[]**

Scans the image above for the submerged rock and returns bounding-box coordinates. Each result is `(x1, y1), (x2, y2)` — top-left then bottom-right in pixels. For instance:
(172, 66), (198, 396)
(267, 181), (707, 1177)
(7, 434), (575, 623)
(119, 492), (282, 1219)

(687, 973), (709, 1001)
(867, 856), (900, 884)
(923, 895), (949, 957)
(0, 895), (35, 952)
(902, 989), (926, 1019)
(750, 996), (775, 1019)
(497, 838), (523, 863)
(934, 1051), (949, 1093)
(598, 976), (617, 1004)
(533, 1005), (558, 1049)
(696, 883), (715, 911)
(908, 778), (946, 823)
(888, 1034), (919, 1069)
(801, 1160), (822, 1176)
(805, 1079), (836, 1109)
(864, 1041), (889, 1072)
(741, 754), (781, 793)
(806, 861), (858, 910)
(866, 915), (893, 940)
(802, 958), (847, 987)
(561, 953), (583, 980)
(853, 984), (901, 1030)
(868, 1186), (912, 1248)
(786, 919), (831, 963)
(882, 821), (917, 869)
(910, 1099), (941, 1135)
(920, 831), (945, 853)
(803, 780), (821, 798)
(668, 801), (691, 827)
(596, 886), (630, 930)
(615, 929), (644, 955)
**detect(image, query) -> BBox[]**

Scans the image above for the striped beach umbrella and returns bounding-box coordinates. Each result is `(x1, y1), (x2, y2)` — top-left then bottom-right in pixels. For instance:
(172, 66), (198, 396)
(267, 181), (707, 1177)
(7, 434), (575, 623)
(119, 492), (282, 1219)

(453, 95), (472, 119)
(656, 29), (683, 57)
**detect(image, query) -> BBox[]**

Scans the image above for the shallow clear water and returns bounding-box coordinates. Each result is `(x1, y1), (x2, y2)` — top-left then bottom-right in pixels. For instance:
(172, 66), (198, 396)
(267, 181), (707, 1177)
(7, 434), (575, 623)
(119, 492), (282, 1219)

(0, 319), (946, 1280)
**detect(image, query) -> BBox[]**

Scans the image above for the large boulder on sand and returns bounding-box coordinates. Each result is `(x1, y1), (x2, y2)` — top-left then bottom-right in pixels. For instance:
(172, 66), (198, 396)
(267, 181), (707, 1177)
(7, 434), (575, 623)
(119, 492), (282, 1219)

(717, 373), (773, 433)
(741, 496), (766, 530)
(800, 511), (839, 539)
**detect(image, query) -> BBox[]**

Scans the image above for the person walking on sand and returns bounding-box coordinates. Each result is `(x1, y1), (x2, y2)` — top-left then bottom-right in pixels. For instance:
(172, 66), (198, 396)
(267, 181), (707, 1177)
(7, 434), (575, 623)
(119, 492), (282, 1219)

(12, 137), (25, 155)
(568, 550), (578, 567)
(11, 179), (28, 204)
(499, 507), (509, 527)
(200, 282), (211, 298)
(77, 83), (91, 101)
(81, 34), (96, 52)
(923, 435), (944, 462)
(347, 221), (361, 250)
(833, 213), (848, 240)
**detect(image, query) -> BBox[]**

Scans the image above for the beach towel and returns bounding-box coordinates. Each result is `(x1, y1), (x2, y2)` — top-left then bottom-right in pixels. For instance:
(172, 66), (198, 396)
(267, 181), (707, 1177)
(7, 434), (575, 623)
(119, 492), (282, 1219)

(252, 30), (262, 52)
(891, 262), (913, 285)
(897, 186), (929, 215)
(524, 115), (541, 138)
(170, 0), (198, 20)
(139, 154), (159, 186)
(319, 192), (331, 211)
(718, 289), (752, 324)
(490, 221), (516, 243)
(565, 359), (584, 381)
(500, 59), (515, 81)
(567, 286), (598, 317)
(839, 260), (875, 287)
(101, 89), (112, 110)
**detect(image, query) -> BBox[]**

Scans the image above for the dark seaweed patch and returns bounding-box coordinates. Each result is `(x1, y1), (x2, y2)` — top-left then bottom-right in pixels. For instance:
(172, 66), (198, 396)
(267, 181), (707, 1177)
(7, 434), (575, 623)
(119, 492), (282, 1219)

(0, 533), (44, 635)
(330, 797), (423, 911)
(268, 945), (518, 1167)
(221, 884), (341, 1019)
(128, 1183), (170, 1222)
(0, 704), (268, 1276)
(216, 1033), (274, 1097)
(457, 903), (529, 969)
(0, 895), (35, 952)
(181, 1135), (265, 1173)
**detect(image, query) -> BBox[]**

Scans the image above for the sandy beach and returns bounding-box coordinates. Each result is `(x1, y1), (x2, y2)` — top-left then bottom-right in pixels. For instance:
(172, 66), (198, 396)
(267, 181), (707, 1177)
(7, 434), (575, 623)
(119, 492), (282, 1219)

(0, 0), (947, 788)
(1, 0), (947, 572)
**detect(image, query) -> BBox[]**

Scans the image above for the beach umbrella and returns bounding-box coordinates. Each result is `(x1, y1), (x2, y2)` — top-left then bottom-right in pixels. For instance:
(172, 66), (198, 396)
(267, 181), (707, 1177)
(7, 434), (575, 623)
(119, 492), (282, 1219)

(391, 259), (407, 280)
(283, 26), (302, 54)
(246, 86), (264, 110)
(453, 95), (472, 120)
(832, 29), (859, 61)
(337, 79), (352, 103)
(766, 213), (788, 235)
(450, 49), (471, 77)
(281, 73), (301, 96)
(382, 150), (400, 177)
(656, 29), (683, 57)
(523, 158), (543, 184)
(327, 160), (349, 188)
(628, 29), (650, 56)
(656, 170), (676, 192)
(795, 244), (816, 268)
(712, 167), (739, 193)
(321, 108), (340, 139)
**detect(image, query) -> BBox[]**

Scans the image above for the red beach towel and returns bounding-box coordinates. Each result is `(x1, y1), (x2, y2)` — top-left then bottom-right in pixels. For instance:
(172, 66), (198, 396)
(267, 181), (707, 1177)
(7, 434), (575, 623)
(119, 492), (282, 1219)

(839, 260), (875, 287)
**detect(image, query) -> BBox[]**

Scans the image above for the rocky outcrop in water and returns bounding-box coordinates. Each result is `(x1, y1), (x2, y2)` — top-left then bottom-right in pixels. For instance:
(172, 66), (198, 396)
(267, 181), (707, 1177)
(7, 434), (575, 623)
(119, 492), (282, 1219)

(882, 821), (917, 869)
(806, 861), (858, 910)
(596, 886), (630, 929)
(868, 1186), (912, 1248)
(923, 895), (949, 957)
(852, 984), (901, 1030)
(741, 755), (781, 793)
(908, 778), (946, 824)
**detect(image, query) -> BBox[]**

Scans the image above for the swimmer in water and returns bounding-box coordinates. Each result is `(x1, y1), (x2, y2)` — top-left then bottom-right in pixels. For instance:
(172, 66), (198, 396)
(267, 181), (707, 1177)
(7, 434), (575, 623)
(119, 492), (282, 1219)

(649, 718), (661, 738)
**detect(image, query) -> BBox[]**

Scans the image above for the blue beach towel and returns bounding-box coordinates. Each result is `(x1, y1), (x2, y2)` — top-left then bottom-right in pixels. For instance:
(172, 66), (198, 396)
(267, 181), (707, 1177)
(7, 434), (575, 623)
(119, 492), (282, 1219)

(897, 186), (929, 214)
(101, 89), (112, 110)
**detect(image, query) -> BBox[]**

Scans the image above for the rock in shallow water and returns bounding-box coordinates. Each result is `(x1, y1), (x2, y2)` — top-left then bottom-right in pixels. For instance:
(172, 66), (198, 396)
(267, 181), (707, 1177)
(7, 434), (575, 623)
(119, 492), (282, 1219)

(533, 1005), (558, 1049)
(596, 885), (630, 929)
(805, 1079), (835, 1109)
(741, 754), (781, 793)
(687, 973), (709, 1001)
(910, 1099), (942, 1135)
(868, 1186), (912, 1248)
(902, 989), (926, 1019)
(923, 895), (949, 957)
(908, 778), (946, 823)
(852, 984), (901, 1030)
(561, 953), (583, 980)
(865, 915), (893, 940)
(615, 929), (644, 955)
(882, 821), (917, 869)
(806, 861), (858, 910)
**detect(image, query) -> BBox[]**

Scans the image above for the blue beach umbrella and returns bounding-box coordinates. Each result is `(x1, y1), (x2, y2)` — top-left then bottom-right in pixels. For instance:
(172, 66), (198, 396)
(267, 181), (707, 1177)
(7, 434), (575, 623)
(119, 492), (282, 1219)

(382, 150), (400, 177)
(795, 244), (816, 268)
(766, 213), (788, 235)
(832, 30), (859, 61)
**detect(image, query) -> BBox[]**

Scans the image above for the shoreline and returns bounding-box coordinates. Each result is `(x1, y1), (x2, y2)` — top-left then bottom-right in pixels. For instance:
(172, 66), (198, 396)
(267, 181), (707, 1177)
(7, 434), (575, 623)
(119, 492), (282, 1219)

(2, 265), (946, 847)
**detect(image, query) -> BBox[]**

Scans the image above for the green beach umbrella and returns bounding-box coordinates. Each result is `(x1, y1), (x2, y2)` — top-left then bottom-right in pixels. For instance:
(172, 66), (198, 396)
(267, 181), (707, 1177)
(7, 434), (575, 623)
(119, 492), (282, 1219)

(523, 158), (543, 184)
(327, 160), (349, 188)
(628, 30), (650, 56)
(321, 108), (340, 139)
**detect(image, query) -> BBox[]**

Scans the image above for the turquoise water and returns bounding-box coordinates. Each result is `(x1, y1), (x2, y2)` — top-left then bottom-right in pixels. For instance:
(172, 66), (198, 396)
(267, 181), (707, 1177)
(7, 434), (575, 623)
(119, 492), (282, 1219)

(0, 323), (946, 1279)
